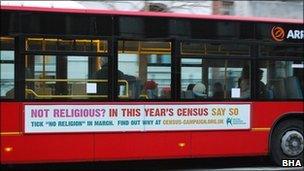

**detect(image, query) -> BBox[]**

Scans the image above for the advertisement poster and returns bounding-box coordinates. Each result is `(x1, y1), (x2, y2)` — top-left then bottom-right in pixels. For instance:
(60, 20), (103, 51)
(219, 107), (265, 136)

(24, 104), (251, 133)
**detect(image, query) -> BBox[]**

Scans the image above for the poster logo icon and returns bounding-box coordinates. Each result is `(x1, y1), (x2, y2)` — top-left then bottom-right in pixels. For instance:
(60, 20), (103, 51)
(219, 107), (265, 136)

(226, 118), (233, 126)
(271, 26), (285, 41)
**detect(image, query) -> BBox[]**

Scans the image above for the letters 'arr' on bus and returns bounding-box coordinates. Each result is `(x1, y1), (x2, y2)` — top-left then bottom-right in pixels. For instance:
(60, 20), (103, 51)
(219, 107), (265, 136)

(0, 4), (303, 167)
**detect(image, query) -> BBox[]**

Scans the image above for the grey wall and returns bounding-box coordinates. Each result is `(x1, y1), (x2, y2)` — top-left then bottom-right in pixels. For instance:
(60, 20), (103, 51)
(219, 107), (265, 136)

(234, 1), (303, 19)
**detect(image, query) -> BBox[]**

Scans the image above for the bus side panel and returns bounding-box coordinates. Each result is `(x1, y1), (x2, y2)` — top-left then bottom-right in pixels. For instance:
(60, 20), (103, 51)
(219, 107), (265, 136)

(252, 102), (304, 128)
(0, 102), (21, 133)
(192, 101), (304, 157)
(1, 102), (22, 164)
(1, 134), (94, 164)
(191, 131), (268, 157)
(1, 102), (94, 164)
(94, 132), (191, 160)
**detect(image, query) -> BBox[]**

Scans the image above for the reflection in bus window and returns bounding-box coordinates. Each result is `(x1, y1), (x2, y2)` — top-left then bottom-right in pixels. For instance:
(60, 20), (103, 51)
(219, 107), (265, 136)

(0, 37), (14, 99)
(1, 62), (14, 98)
(118, 41), (171, 99)
(257, 61), (304, 99)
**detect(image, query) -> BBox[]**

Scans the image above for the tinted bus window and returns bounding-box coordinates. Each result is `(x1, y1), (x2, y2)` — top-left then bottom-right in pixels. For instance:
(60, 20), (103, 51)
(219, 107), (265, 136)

(181, 58), (251, 100)
(181, 42), (250, 56)
(260, 44), (303, 57)
(24, 37), (108, 100)
(118, 41), (171, 100)
(257, 60), (304, 99)
(25, 55), (108, 99)
(26, 38), (107, 53)
(0, 37), (14, 99)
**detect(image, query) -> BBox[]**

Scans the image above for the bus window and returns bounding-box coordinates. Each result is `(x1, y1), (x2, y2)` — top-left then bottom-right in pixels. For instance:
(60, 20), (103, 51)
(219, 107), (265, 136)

(207, 60), (251, 100)
(181, 42), (250, 57)
(257, 60), (304, 99)
(118, 41), (171, 99)
(0, 37), (14, 99)
(260, 44), (303, 58)
(181, 58), (251, 100)
(26, 38), (107, 53)
(24, 38), (108, 99)
(181, 58), (205, 99)
(25, 55), (108, 99)
(25, 55), (56, 98)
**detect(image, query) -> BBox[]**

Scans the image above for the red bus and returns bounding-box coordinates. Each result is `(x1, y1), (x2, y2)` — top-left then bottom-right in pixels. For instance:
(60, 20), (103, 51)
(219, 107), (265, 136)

(0, 5), (303, 166)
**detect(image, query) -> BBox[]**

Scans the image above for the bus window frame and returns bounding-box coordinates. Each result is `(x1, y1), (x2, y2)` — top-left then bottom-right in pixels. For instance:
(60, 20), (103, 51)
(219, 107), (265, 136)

(116, 38), (175, 102)
(22, 35), (111, 102)
(179, 39), (255, 102)
(6, 35), (302, 102)
(256, 42), (303, 101)
(255, 59), (304, 101)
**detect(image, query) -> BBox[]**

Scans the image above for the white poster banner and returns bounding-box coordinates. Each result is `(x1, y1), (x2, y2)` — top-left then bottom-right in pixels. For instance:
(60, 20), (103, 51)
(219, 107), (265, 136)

(24, 104), (251, 133)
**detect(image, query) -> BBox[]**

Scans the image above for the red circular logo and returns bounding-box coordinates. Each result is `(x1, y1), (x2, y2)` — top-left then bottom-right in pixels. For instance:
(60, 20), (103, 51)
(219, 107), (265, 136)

(271, 26), (285, 41)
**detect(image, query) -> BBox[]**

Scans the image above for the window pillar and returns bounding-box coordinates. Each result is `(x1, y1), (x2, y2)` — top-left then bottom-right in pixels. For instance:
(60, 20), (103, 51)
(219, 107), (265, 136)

(15, 35), (25, 100)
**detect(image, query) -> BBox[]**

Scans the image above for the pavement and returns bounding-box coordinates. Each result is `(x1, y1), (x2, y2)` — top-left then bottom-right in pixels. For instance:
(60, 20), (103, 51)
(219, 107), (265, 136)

(203, 167), (303, 171)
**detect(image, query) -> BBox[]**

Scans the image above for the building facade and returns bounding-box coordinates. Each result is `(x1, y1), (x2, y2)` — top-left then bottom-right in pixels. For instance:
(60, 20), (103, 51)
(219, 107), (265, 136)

(2, 1), (302, 19)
